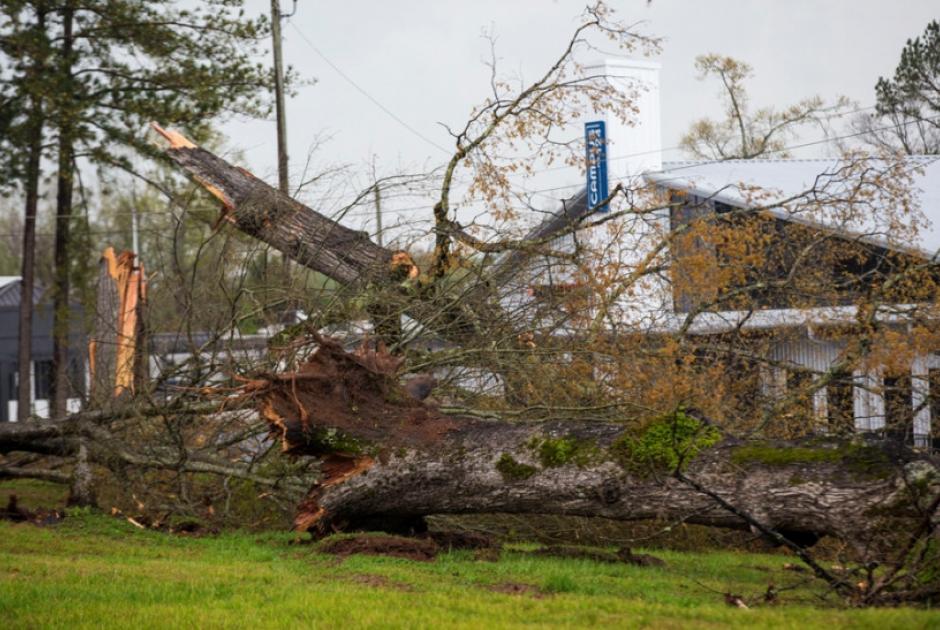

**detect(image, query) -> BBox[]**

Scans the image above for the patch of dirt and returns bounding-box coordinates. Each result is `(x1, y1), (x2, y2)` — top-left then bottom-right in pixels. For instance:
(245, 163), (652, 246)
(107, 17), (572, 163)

(102, 508), (220, 536)
(531, 544), (665, 567)
(488, 582), (546, 598)
(426, 530), (494, 551)
(617, 547), (666, 567)
(782, 562), (808, 573)
(349, 573), (414, 591)
(320, 534), (439, 561)
(0, 494), (64, 526)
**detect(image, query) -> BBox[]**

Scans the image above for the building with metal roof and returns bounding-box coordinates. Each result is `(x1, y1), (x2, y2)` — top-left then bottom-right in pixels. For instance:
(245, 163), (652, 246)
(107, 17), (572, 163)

(0, 277), (85, 422)
(519, 59), (940, 449)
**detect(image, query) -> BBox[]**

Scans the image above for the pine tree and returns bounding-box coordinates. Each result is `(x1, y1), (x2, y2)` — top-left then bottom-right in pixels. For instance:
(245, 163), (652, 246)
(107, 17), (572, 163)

(870, 20), (940, 155)
(0, 1), (52, 421)
(2, 0), (275, 417)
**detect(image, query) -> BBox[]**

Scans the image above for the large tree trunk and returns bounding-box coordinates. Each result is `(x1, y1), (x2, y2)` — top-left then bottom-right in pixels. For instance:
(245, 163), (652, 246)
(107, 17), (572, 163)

(153, 125), (497, 343)
(244, 336), (940, 544)
(154, 125), (397, 287)
(17, 100), (43, 422)
(16, 7), (48, 423)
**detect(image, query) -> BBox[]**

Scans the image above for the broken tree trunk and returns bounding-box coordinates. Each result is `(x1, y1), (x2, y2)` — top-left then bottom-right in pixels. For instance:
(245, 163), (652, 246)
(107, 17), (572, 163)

(88, 247), (147, 407)
(153, 125), (503, 343)
(242, 336), (940, 544)
(153, 124), (414, 287)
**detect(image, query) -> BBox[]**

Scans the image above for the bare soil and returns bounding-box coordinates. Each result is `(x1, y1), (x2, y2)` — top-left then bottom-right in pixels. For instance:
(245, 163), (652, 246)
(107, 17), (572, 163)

(349, 574), (414, 591)
(488, 582), (546, 598)
(319, 534), (440, 561)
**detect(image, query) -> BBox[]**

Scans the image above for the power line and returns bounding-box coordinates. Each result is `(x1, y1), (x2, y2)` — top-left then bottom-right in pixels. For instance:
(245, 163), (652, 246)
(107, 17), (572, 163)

(5, 109), (931, 237)
(531, 104), (882, 178)
(287, 21), (452, 156)
(521, 110), (940, 201)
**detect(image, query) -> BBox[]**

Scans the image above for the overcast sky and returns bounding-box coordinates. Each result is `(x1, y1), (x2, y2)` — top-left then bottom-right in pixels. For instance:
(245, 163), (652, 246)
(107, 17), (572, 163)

(218, 1), (938, 229)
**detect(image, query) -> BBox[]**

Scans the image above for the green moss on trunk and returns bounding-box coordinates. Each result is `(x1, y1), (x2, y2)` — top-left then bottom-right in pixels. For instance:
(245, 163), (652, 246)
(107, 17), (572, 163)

(495, 454), (537, 480)
(530, 437), (601, 468)
(610, 411), (720, 477)
(731, 442), (893, 479)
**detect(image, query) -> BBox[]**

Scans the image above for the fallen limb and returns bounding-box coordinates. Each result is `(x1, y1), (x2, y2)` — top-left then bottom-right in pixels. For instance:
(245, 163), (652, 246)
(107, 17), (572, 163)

(0, 403), (308, 494)
(241, 336), (940, 547)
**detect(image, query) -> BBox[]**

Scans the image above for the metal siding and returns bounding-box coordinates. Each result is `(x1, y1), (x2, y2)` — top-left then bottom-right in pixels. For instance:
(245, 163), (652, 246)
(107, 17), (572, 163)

(912, 355), (931, 444)
(768, 337), (842, 373)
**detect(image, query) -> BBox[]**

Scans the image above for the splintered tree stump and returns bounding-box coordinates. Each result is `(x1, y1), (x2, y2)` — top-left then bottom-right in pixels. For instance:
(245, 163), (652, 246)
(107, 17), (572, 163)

(236, 335), (940, 545)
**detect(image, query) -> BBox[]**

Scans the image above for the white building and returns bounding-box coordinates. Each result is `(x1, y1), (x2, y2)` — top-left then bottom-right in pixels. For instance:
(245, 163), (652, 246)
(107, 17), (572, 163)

(518, 60), (940, 448)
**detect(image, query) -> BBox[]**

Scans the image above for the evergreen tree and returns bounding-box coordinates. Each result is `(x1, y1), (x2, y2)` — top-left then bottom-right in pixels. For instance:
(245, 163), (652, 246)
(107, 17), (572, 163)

(3, 0), (276, 417)
(866, 20), (940, 155)
(0, 1), (52, 420)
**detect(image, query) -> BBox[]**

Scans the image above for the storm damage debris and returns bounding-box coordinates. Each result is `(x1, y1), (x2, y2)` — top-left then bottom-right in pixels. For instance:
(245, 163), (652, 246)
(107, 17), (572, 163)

(88, 247), (147, 404)
(232, 335), (455, 532)
(242, 335), (454, 457)
(319, 534), (439, 562)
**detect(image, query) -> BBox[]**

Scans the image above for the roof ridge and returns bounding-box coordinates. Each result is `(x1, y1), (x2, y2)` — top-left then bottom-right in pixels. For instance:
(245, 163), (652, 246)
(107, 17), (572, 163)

(661, 155), (940, 169)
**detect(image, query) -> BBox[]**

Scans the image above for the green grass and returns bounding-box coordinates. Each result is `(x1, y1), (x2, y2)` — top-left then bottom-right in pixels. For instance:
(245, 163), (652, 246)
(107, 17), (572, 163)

(0, 513), (937, 629)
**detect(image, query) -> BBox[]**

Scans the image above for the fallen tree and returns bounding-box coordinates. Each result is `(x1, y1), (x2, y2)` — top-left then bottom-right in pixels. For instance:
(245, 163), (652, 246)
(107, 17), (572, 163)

(237, 336), (937, 541)
(147, 112), (940, 603)
(230, 334), (936, 600)
(4, 2), (939, 605)
(151, 122), (940, 527)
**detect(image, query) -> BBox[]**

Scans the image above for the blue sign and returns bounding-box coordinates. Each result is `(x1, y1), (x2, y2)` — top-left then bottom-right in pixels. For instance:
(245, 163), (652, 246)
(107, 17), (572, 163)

(585, 120), (609, 213)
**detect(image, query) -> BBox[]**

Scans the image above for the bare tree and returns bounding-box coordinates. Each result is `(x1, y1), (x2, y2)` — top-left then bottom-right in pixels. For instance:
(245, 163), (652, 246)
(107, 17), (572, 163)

(680, 54), (849, 160)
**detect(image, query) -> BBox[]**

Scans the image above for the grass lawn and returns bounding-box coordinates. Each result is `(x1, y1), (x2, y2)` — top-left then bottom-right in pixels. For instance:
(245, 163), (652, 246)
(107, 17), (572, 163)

(0, 484), (937, 628)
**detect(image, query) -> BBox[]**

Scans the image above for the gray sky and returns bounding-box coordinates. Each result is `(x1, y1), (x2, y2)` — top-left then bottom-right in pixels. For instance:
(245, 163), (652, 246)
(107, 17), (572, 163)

(220, 0), (938, 227)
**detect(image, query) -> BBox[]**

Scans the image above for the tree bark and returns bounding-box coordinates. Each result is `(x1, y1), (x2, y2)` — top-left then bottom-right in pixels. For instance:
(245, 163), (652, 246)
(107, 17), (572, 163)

(155, 126), (395, 287)
(292, 420), (933, 543)
(16, 7), (48, 422)
(154, 126), (494, 343)
(66, 439), (95, 507)
(243, 336), (940, 542)
(51, 1), (75, 420)
(17, 106), (42, 422)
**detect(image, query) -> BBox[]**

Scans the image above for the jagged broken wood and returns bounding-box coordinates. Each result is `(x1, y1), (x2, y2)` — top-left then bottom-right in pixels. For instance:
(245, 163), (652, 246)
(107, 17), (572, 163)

(152, 124), (531, 343)
(88, 247), (147, 407)
(152, 125), (408, 286)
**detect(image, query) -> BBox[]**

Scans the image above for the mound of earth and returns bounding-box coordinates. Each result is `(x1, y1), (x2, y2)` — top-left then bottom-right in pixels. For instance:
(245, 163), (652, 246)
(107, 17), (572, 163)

(319, 534), (439, 561)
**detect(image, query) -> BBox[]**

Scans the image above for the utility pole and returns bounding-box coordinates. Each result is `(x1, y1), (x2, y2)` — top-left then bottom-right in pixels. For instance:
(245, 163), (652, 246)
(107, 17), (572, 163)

(271, 0), (290, 197)
(271, 0), (293, 277)
(374, 185), (383, 247)
(130, 187), (140, 258)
